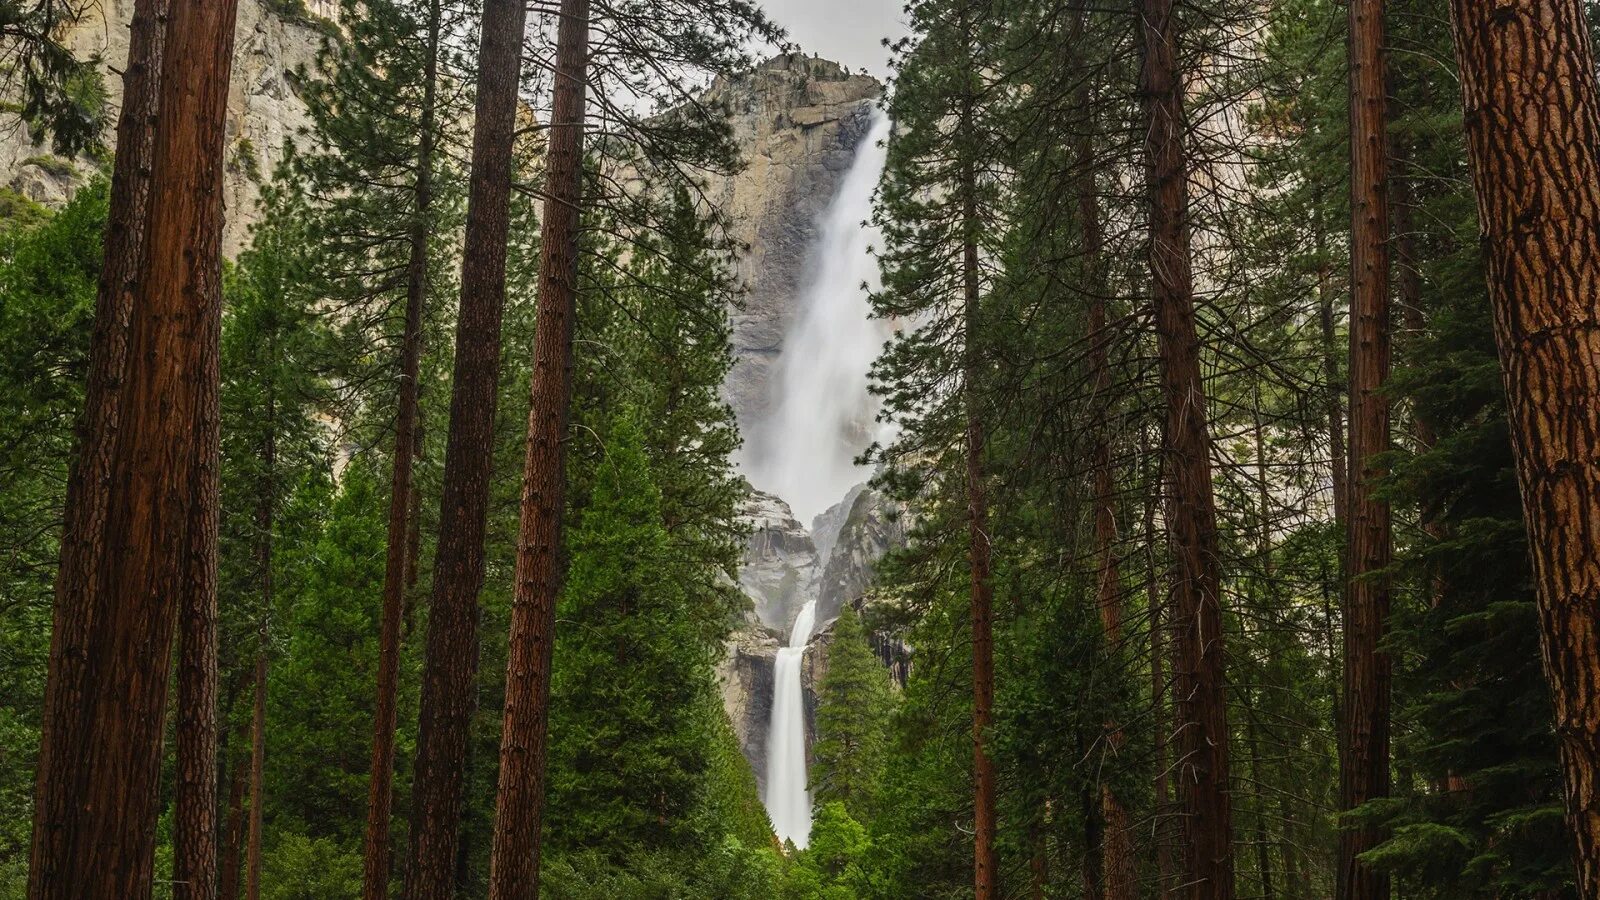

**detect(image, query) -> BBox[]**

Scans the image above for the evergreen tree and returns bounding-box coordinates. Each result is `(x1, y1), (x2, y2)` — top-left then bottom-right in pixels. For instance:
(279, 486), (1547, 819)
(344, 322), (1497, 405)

(544, 413), (717, 851)
(810, 604), (894, 820)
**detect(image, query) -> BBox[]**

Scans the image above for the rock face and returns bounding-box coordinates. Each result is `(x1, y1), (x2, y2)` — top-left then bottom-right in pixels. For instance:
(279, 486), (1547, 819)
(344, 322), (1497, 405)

(720, 482), (910, 798)
(716, 621), (780, 793)
(696, 53), (882, 435)
(817, 486), (908, 623)
(738, 491), (821, 634)
(0, 0), (335, 254)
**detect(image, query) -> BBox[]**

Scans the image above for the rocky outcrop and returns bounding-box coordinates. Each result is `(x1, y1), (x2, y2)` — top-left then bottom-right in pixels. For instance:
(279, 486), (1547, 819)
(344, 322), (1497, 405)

(817, 486), (908, 622)
(0, 0), (336, 254)
(697, 54), (882, 434)
(717, 620), (781, 793)
(738, 490), (820, 634)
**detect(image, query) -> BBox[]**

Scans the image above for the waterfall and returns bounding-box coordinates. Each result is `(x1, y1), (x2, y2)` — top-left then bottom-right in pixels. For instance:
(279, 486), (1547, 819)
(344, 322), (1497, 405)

(743, 109), (894, 526)
(765, 597), (819, 847)
(746, 103), (893, 851)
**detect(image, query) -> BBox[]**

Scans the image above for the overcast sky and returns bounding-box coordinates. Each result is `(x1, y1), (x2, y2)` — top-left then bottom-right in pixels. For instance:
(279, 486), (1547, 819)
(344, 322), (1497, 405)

(759, 0), (908, 75)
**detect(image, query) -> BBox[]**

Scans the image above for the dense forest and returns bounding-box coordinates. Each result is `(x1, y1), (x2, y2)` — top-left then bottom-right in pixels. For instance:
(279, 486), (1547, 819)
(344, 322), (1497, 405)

(3, 0), (1600, 898)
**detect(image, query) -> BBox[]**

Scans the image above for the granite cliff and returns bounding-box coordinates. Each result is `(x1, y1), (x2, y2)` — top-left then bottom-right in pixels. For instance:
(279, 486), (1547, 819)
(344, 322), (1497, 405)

(0, 0), (336, 255)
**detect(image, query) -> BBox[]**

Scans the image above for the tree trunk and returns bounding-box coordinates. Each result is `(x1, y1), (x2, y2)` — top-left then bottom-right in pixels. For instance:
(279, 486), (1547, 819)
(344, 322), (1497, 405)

(245, 641), (267, 900)
(482, 0), (582, 897)
(219, 749), (247, 900)
(176, 276), (223, 900)
(1339, 2), (1393, 897)
(404, 0), (516, 890)
(1136, 0), (1235, 896)
(1449, 0), (1600, 891)
(359, 0), (442, 894)
(1082, 786), (1105, 900)
(1079, 114), (1137, 900)
(26, 1), (237, 895)
(959, 150), (998, 899)
(1146, 424), (1175, 900)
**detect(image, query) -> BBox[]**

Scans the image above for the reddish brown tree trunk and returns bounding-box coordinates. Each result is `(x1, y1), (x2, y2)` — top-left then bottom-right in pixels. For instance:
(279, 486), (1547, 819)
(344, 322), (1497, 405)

(1136, 0), (1235, 896)
(27, 1), (237, 895)
(28, 0), (166, 889)
(219, 750), (247, 900)
(1339, 3), (1393, 898)
(1144, 425), (1176, 900)
(245, 640), (267, 900)
(403, 0), (521, 893)
(176, 271), (223, 900)
(487, 0), (583, 894)
(359, 1), (442, 895)
(1449, 0), (1600, 891)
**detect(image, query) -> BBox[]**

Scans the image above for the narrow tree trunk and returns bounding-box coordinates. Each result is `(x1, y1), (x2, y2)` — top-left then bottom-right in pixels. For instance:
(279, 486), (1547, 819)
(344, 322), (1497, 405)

(959, 150), (998, 899)
(1315, 201), (1349, 532)
(405, 0), (517, 889)
(219, 749), (247, 900)
(1145, 424), (1175, 900)
(1082, 786), (1105, 900)
(1246, 702), (1276, 900)
(1079, 115), (1137, 900)
(359, 0), (441, 894)
(1136, 0), (1235, 895)
(484, 0), (581, 896)
(1340, 2), (1393, 897)
(245, 639), (267, 900)
(1029, 808), (1049, 900)
(1278, 792), (1301, 898)
(27, 1), (237, 895)
(1449, 1), (1600, 891)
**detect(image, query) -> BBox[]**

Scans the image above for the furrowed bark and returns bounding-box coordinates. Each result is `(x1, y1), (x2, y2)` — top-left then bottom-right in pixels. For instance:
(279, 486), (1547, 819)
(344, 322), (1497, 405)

(1448, 0), (1600, 890)
(219, 747), (247, 900)
(486, 0), (583, 893)
(404, 0), (517, 890)
(27, 0), (167, 889)
(1339, 1), (1393, 896)
(1135, 0), (1235, 895)
(27, 0), (238, 894)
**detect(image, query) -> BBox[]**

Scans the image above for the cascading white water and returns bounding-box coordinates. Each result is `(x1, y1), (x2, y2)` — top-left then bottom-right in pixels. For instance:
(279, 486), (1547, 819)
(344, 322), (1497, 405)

(765, 597), (819, 847)
(743, 110), (895, 526)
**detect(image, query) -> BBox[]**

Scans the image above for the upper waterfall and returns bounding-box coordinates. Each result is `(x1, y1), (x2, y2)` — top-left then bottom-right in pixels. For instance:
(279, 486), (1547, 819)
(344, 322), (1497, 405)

(739, 109), (894, 526)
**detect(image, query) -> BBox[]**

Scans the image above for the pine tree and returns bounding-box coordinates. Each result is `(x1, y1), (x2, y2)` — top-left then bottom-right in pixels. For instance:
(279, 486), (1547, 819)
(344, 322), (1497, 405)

(543, 414), (717, 850)
(28, 2), (239, 894)
(1447, 0), (1600, 890)
(810, 604), (894, 821)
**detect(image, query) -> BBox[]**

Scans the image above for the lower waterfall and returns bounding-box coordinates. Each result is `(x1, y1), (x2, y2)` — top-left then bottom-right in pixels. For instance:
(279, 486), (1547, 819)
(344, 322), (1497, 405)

(765, 597), (818, 847)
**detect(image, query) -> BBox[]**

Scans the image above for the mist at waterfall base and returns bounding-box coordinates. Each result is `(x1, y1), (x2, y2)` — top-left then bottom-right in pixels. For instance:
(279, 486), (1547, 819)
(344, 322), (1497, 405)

(764, 598), (818, 847)
(741, 110), (895, 529)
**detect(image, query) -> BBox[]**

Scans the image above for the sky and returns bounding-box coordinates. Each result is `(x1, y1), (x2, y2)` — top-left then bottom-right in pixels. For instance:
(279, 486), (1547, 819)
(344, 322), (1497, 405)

(759, 0), (908, 75)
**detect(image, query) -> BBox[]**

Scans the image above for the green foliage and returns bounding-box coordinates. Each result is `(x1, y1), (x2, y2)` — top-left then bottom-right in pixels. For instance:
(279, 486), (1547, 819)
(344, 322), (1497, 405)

(0, 181), (105, 881)
(0, 1), (106, 157)
(546, 414), (718, 851)
(810, 604), (893, 820)
(260, 833), (364, 900)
